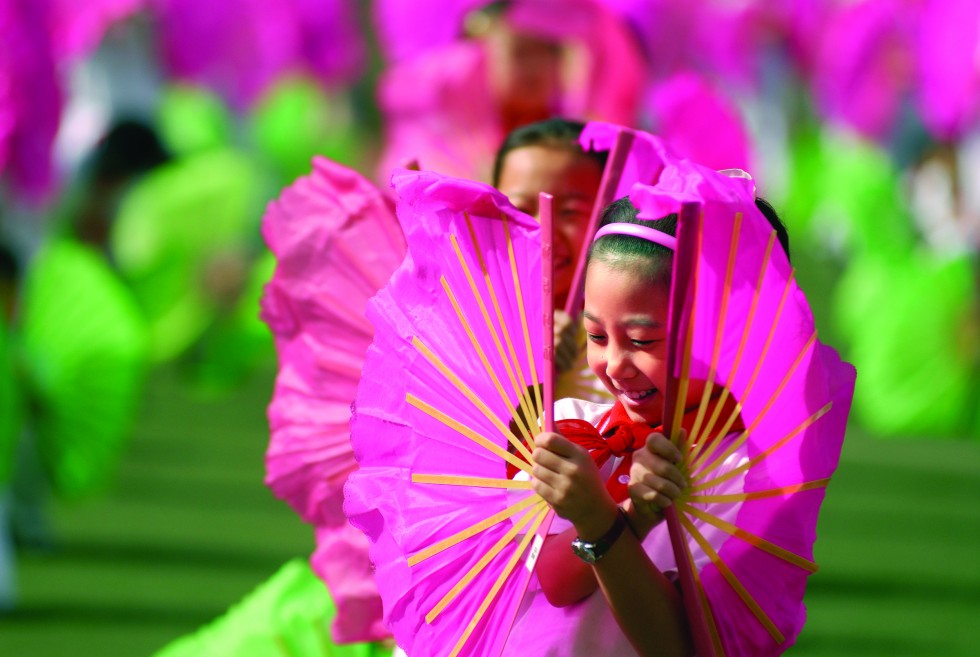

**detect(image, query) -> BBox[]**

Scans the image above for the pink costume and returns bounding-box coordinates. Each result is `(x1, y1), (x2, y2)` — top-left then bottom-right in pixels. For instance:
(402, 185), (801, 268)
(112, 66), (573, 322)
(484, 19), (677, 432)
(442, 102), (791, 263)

(375, 0), (645, 183)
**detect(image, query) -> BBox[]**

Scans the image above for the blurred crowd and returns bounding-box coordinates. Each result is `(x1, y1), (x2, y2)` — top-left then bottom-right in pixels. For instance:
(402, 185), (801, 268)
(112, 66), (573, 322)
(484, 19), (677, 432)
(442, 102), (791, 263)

(0, 0), (978, 640)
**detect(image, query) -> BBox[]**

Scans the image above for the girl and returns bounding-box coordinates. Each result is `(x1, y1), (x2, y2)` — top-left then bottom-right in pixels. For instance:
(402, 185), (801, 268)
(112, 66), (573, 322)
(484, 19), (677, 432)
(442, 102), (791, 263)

(263, 118), (608, 646)
(506, 198), (695, 657)
(493, 118), (609, 375)
(493, 117), (606, 312)
(513, 194), (802, 657)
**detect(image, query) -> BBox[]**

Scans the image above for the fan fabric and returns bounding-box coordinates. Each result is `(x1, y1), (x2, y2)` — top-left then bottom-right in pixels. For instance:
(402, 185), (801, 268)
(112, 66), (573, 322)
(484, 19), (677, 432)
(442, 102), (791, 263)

(345, 169), (552, 657)
(261, 156), (405, 642)
(151, 0), (365, 110)
(111, 148), (263, 363)
(833, 251), (979, 438)
(628, 161), (855, 656)
(915, 0), (980, 141)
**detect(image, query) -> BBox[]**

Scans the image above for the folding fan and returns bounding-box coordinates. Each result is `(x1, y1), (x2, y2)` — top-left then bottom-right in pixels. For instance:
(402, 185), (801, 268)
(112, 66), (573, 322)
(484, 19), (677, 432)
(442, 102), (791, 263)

(345, 169), (558, 657)
(19, 240), (148, 498)
(111, 147), (264, 363)
(628, 163), (856, 656)
(261, 156), (405, 642)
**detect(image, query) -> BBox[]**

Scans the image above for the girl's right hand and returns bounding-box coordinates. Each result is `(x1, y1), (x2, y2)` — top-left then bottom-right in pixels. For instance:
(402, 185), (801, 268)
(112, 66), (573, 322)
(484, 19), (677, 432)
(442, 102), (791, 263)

(628, 433), (686, 527)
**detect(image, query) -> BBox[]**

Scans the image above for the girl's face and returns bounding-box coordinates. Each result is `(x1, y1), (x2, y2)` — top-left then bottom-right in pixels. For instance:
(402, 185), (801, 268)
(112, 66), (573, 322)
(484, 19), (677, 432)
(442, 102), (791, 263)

(583, 259), (704, 425)
(497, 145), (602, 307)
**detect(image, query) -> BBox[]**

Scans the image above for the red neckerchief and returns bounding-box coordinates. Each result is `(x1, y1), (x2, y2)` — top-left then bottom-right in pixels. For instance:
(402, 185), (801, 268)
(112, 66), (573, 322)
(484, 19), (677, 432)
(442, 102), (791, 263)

(556, 402), (656, 502)
(505, 395), (744, 502)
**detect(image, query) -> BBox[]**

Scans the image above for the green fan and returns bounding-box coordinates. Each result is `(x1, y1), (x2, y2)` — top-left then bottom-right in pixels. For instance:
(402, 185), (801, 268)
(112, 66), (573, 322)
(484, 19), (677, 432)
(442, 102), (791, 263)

(158, 84), (235, 157)
(781, 126), (917, 259)
(816, 133), (917, 258)
(834, 250), (980, 438)
(111, 148), (265, 363)
(153, 559), (390, 657)
(249, 75), (363, 184)
(0, 319), (22, 486)
(19, 241), (148, 498)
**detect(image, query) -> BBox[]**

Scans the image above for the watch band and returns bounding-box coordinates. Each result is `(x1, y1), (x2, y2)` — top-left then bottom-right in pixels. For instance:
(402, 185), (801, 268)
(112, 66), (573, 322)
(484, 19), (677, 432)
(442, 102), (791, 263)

(570, 508), (628, 564)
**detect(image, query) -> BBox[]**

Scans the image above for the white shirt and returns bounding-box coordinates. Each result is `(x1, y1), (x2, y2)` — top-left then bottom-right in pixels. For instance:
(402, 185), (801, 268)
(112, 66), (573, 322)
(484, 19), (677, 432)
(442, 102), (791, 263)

(501, 397), (747, 657)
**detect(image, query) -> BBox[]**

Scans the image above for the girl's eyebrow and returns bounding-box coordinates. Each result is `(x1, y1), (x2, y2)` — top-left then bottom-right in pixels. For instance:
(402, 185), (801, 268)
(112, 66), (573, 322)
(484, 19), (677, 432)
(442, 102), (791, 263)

(621, 315), (663, 329)
(581, 310), (663, 329)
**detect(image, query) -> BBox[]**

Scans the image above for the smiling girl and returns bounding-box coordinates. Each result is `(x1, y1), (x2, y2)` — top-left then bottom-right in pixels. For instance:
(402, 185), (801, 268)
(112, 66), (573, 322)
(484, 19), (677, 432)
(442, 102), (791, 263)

(503, 197), (695, 657)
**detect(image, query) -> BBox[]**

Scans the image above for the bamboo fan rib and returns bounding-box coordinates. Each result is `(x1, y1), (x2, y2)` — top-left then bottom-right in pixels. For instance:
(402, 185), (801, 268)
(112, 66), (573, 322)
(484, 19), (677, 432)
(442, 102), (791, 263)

(410, 339), (532, 465)
(405, 216), (547, 657)
(449, 233), (538, 443)
(688, 230), (777, 469)
(671, 210), (839, 653)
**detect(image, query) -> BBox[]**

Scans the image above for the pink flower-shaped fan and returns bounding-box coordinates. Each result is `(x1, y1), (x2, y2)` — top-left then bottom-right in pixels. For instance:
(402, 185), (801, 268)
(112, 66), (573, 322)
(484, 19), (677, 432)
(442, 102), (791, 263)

(151, 0), (364, 110)
(260, 156), (405, 642)
(0, 0), (62, 203)
(345, 169), (557, 657)
(915, 0), (980, 141)
(811, 0), (916, 141)
(628, 163), (856, 656)
(645, 72), (753, 174)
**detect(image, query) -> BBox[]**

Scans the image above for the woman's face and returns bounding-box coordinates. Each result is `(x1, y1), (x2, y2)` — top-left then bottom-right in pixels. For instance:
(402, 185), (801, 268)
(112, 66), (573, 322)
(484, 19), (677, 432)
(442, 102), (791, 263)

(583, 259), (705, 425)
(484, 21), (563, 129)
(496, 145), (602, 308)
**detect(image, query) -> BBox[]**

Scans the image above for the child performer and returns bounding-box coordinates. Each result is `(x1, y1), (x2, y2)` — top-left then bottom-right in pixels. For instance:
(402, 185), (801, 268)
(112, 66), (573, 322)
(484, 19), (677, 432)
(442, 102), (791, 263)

(493, 118), (606, 310)
(506, 199), (693, 656)
(263, 118), (607, 645)
(506, 191), (828, 657)
(493, 118), (607, 375)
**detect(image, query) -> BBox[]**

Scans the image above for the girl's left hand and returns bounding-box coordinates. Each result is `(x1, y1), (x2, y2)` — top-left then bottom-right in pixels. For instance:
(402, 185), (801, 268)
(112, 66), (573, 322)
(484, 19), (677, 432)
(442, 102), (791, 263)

(531, 432), (618, 540)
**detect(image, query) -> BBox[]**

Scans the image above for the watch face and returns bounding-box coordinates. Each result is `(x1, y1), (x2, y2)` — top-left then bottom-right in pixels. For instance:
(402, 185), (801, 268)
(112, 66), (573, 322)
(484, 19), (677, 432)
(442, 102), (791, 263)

(571, 537), (598, 564)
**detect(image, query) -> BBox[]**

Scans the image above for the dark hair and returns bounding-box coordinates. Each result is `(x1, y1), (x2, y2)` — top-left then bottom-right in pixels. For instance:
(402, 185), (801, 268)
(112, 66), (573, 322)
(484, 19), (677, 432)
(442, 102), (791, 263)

(587, 195), (792, 287)
(0, 242), (18, 285)
(755, 197), (791, 261)
(491, 117), (608, 186)
(588, 197), (676, 289)
(90, 118), (170, 182)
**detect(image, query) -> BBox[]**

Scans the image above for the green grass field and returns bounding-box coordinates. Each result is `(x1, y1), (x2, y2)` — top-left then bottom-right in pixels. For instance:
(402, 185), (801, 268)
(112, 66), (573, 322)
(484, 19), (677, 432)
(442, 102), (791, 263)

(1, 363), (978, 656)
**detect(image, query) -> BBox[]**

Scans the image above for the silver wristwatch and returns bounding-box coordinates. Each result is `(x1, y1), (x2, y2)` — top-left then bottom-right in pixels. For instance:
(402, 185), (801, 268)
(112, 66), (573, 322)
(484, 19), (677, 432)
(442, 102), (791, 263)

(570, 509), (628, 563)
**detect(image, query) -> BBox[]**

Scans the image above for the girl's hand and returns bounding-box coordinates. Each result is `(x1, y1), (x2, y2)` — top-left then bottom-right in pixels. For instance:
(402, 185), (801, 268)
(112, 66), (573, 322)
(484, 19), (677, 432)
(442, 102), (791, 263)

(628, 432), (687, 526)
(553, 310), (580, 374)
(531, 432), (618, 540)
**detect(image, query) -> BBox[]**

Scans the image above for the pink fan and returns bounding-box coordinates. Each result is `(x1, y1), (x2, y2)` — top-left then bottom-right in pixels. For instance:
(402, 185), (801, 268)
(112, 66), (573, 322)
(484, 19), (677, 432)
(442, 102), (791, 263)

(151, 0), (365, 110)
(0, 0), (62, 203)
(811, 0), (917, 141)
(260, 156), (405, 642)
(915, 0), (980, 141)
(645, 71), (754, 174)
(627, 163), (856, 656)
(345, 169), (558, 657)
